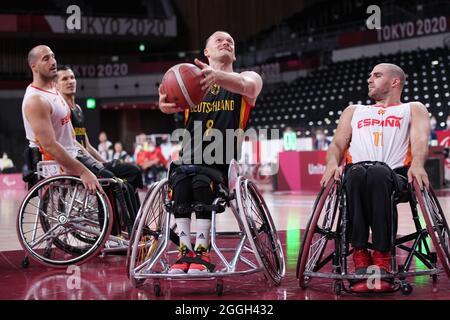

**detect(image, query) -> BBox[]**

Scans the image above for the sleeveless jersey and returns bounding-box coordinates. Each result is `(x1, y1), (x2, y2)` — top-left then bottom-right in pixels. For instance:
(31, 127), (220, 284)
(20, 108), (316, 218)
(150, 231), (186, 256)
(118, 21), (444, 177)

(180, 84), (253, 168)
(70, 104), (87, 147)
(346, 103), (412, 169)
(22, 85), (79, 159)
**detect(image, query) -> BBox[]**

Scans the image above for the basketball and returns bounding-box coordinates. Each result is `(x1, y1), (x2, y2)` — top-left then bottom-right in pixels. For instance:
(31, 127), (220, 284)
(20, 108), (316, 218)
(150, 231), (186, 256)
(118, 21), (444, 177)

(160, 63), (206, 109)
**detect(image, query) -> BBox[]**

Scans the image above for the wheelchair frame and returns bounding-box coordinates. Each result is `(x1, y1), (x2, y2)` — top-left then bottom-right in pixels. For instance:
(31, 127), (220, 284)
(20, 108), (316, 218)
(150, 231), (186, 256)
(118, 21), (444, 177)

(296, 176), (450, 295)
(127, 162), (285, 296)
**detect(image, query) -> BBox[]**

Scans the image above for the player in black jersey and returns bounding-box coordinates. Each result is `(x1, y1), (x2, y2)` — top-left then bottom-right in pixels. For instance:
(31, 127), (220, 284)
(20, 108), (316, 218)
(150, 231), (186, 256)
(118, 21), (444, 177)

(55, 65), (143, 198)
(159, 31), (263, 274)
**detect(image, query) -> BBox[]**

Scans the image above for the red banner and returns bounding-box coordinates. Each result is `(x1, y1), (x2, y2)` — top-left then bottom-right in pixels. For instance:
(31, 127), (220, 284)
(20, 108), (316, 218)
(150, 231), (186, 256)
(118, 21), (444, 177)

(0, 174), (26, 190)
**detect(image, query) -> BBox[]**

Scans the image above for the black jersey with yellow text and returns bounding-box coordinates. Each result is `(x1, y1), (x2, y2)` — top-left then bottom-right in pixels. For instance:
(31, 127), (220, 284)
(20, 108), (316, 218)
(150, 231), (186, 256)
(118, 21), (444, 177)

(70, 104), (87, 147)
(180, 84), (253, 168)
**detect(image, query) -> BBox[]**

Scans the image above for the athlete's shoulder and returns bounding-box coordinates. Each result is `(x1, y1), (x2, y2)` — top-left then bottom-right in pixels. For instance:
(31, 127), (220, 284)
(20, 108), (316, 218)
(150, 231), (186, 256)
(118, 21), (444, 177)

(408, 101), (426, 109)
(342, 104), (360, 114)
(23, 94), (52, 118)
(408, 101), (428, 118)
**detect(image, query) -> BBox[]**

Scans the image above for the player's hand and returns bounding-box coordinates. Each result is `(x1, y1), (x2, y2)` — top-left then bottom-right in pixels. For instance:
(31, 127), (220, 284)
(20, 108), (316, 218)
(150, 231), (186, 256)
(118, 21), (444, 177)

(194, 58), (219, 92)
(158, 85), (184, 114)
(408, 164), (430, 190)
(80, 169), (102, 193)
(320, 164), (340, 187)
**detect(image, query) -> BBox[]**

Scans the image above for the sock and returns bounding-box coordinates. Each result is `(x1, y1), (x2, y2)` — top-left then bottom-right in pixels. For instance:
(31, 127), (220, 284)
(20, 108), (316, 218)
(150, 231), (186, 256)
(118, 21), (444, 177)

(175, 218), (192, 252)
(194, 219), (211, 252)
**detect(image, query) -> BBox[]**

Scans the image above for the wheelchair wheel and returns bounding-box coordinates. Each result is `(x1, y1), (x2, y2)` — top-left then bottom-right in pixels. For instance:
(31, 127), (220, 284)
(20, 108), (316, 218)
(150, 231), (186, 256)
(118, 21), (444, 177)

(413, 180), (450, 278)
(128, 179), (170, 286)
(126, 181), (157, 279)
(236, 176), (285, 285)
(296, 179), (340, 289)
(16, 175), (113, 268)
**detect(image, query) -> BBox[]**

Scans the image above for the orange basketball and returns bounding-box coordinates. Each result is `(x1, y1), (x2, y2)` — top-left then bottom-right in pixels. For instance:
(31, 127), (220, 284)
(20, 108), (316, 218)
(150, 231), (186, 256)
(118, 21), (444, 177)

(160, 63), (207, 110)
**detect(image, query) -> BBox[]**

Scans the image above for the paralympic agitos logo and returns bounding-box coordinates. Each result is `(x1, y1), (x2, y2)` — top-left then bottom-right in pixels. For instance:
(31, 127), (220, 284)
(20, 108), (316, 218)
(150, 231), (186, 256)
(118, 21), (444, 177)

(357, 116), (403, 129)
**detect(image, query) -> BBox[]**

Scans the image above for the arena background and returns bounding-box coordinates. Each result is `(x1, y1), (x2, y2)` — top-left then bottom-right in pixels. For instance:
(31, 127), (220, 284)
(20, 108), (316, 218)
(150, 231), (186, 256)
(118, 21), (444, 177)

(0, 0), (450, 303)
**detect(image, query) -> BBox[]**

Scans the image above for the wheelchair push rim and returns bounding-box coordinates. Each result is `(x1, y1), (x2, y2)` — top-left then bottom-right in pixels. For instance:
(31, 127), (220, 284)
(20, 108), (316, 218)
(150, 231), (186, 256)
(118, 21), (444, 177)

(236, 176), (285, 285)
(296, 178), (340, 288)
(128, 179), (170, 284)
(413, 180), (450, 279)
(126, 181), (158, 279)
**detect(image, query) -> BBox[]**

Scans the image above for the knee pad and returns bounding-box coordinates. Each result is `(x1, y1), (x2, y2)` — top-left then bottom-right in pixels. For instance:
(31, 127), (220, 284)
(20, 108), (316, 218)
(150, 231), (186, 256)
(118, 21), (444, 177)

(173, 203), (193, 219)
(168, 170), (188, 190)
(193, 202), (213, 220)
(192, 174), (214, 192)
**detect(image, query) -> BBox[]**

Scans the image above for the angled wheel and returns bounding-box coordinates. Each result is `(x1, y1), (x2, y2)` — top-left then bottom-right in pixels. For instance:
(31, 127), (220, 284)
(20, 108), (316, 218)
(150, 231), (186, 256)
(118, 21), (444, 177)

(126, 181), (157, 280)
(296, 179), (340, 289)
(413, 180), (450, 278)
(128, 179), (171, 286)
(236, 176), (285, 285)
(16, 175), (113, 268)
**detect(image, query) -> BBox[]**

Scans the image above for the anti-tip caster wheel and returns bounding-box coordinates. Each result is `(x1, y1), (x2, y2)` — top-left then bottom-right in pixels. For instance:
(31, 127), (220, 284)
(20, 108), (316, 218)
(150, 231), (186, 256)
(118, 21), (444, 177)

(400, 282), (413, 296)
(216, 280), (224, 296)
(22, 257), (30, 268)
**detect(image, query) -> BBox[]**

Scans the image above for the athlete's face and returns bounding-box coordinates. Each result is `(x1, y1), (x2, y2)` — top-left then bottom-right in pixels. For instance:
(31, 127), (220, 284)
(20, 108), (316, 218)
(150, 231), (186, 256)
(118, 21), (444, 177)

(204, 32), (236, 63)
(56, 69), (77, 95)
(367, 65), (397, 101)
(32, 47), (57, 80)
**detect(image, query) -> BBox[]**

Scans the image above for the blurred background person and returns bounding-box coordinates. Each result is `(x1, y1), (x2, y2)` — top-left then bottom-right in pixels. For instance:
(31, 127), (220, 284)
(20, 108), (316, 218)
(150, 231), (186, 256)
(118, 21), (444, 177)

(429, 115), (438, 146)
(112, 142), (130, 162)
(98, 131), (113, 162)
(313, 128), (331, 150)
(283, 126), (297, 151)
(136, 139), (168, 186)
(0, 152), (15, 173)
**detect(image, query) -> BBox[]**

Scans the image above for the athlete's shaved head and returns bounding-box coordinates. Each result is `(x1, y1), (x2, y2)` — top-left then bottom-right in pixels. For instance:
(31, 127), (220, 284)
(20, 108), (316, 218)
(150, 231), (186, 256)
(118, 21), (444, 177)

(375, 63), (406, 88)
(27, 45), (57, 81)
(205, 31), (232, 48)
(368, 63), (406, 101)
(27, 45), (51, 68)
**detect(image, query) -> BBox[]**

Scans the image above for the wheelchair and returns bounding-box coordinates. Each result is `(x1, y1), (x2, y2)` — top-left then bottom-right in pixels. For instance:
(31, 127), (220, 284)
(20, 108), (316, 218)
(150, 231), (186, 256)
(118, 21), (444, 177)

(296, 164), (450, 296)
(17, 155), (139, 268)
(126, 160), (285, 296)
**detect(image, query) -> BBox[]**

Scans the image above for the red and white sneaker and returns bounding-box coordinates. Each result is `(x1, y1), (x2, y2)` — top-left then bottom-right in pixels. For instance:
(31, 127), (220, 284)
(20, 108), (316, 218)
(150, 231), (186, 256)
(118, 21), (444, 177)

(188, 251), (212, 274)
(169, 249), (195, 274)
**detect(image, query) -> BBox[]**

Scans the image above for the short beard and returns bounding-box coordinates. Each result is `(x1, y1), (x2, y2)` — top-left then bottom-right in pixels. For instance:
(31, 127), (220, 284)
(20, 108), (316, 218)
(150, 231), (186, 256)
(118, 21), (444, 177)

(41, 73), (57, 82)
(368, 89), (387, 101)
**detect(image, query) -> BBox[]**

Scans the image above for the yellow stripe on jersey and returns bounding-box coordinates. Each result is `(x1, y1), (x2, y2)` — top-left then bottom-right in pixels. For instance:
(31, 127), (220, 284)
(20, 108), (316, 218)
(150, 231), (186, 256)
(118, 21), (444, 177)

(239, 97), (251, 129)
(184, 109), (189, 127)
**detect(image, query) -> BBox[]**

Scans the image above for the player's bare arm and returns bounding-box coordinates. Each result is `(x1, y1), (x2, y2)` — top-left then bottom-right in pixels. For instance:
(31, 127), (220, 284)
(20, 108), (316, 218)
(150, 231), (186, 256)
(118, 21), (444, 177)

(320, 105), (356, 186)
(84, 134), (106, 162)
(24, 95), (100, 192)
(194, 59), (263, 105)
(408, 101), (431, 189)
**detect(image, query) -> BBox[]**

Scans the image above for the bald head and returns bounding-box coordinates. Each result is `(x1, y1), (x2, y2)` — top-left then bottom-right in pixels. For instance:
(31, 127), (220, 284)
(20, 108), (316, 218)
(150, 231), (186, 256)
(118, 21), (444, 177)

(27, 45), (51, 68)
(27, 45), (57, 82)
(376, 63), (406, 88)
(205, 31), (233, 48)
